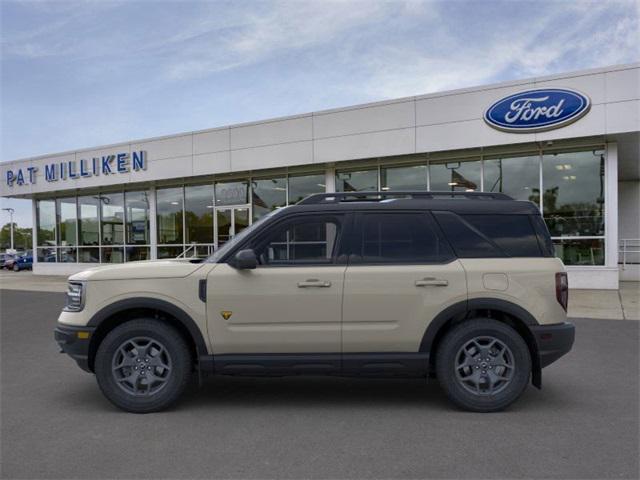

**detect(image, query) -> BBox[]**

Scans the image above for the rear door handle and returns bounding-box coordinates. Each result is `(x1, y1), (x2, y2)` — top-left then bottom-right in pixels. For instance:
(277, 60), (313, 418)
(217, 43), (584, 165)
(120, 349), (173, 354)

(297, 279), (332, 288)
(415, 278), (449, 287)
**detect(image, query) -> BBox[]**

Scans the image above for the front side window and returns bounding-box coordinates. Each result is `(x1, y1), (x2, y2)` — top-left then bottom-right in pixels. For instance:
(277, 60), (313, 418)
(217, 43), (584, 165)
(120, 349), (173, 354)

(253, 216), (342, 266)
(353, 213), (453, 264)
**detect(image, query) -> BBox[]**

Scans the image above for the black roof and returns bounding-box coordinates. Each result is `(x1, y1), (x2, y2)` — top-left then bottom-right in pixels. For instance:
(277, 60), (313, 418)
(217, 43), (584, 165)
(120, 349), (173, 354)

(286, 191), (540, 215)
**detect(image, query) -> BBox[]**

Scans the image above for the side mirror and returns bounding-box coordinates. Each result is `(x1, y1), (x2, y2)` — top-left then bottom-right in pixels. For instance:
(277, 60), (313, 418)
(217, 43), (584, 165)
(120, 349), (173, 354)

(229, 249), (258, 270)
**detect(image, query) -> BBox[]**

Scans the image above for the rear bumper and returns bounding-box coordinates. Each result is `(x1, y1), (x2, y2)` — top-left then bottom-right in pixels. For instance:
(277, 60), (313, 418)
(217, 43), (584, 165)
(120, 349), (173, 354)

(530, 322), (575, 368)
(54, 325), (95, 373)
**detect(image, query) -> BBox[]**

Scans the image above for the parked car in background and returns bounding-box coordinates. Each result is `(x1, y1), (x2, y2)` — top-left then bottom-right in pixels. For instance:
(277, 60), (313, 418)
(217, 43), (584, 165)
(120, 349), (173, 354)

(2, 253), (17, 270)
(12, 251), (33, 271)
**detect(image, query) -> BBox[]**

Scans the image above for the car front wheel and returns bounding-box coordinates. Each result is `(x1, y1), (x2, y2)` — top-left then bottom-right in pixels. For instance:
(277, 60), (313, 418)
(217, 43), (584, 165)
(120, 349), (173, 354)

(95, 319), (192, 413)
(436, 318), (531, 412)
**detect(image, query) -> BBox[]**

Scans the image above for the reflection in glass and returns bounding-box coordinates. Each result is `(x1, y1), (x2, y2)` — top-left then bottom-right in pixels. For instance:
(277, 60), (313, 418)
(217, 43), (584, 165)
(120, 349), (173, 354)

(102, 247), (124, 263)
(216, 209), (232, 247)
(78, 196), (100, 246)
(59, 246), (77, 263)
(252, 177), (286, 221)
(542, 150), (605, 237)
(125, 191), (150, 245)
(157, 246), (183, 259)
(215, 181), (248, 206)
(553, 238), (604, 265)
(185, 184), (214, 244)
(381, 164), (428, 191)
(101, 193), (124, 245)
(157, 187), (183, 244)
(36, 200), (56, 246)
(483, 155), (540, 204)
(234, 208), (249, 237)
(56, 198), (77, 246)
(37, 247), (57, 262)
(78, 247), (99, 263)
(430, 160), (480, 191)
(126, 246), (151, 262)
(288, 173), (325, 204)
(336, 169), (378, 192)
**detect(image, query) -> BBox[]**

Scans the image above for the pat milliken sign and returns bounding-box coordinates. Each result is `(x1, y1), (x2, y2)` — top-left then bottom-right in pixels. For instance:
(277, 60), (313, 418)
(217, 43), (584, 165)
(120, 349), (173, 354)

(484, 88), (591, 133)
(5, 151), (147, 187)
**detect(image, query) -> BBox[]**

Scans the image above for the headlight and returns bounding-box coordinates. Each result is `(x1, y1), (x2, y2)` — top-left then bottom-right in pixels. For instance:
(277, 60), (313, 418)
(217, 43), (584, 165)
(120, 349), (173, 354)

(63, 282), (85, 312)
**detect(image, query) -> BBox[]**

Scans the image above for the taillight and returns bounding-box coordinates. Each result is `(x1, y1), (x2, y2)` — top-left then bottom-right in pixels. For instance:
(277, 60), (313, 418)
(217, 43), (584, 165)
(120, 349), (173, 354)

(555, 272), (569, 311)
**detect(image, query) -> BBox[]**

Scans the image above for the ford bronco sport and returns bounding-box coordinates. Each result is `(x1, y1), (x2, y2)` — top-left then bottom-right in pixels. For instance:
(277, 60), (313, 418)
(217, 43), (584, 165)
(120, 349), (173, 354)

(55, 191), (575, 413)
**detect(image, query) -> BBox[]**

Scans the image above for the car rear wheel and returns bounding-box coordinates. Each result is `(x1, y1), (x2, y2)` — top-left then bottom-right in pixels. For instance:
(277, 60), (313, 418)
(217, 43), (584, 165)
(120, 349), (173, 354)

(436, 318), (531, 412)
(95, 319), (192, 413)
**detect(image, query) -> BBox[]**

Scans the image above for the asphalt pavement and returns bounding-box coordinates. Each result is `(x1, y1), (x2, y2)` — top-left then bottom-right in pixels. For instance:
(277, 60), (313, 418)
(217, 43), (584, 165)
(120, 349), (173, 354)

(1, 289), (638, 479)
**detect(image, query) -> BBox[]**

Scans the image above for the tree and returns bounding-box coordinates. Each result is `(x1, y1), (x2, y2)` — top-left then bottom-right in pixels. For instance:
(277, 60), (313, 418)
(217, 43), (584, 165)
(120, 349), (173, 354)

(0, 223), (32, 251)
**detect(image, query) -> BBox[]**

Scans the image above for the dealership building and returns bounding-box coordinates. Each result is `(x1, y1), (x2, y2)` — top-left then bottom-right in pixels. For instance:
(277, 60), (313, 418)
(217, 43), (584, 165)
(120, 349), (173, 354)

(1, 63), (638, 289)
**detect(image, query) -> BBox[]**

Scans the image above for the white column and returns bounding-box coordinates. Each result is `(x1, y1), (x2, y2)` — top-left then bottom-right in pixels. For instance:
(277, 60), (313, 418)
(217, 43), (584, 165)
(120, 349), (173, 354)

(325, 164), (336, 193)
(149, 186), (157, 260)
(31, 199), (38, 271)
(605, 143), (619, 277)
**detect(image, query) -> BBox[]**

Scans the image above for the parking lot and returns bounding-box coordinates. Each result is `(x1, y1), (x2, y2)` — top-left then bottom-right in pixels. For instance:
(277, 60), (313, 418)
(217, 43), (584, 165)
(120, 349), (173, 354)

(1, 288), (638, 479)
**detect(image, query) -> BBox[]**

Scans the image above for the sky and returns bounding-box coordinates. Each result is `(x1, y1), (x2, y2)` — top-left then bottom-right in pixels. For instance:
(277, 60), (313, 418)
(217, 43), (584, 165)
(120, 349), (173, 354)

(1, 0), (639, 228)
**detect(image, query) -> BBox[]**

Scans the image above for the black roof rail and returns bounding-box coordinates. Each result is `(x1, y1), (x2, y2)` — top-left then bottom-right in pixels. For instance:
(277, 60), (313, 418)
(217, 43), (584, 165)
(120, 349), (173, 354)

(297, 191), (513, 205)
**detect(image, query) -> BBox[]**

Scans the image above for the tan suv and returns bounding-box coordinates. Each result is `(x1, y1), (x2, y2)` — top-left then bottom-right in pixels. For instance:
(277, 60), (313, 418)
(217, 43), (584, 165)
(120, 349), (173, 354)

(54, 191), (575, 413)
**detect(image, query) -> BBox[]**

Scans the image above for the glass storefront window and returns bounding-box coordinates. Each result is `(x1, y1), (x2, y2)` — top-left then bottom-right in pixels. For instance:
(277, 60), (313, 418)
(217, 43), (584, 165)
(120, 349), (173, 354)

(59, 246), (77, 263)
(126, 246), (151, 262)
(252, 177), (286, 221)
(542, 150), (605, 237)
(157, 246), (183, 259)
(125, 191), (150, 245)
(36, 200), (56, 246)
(100, 193), (124, 245)
(553, 238), (605, 266)
(185, 184), (214, 244)
(78, 196), (100, 246)
(430, 159), (481, 192)
(336, 169), (378, 192)
(381, 164), (428, 191)
(483, 155), (541, 204)
(37, 247), (57, 263)
(56, 198), (77, 246)
(101, 246), (124, 263)
(78, 247), (99, 263)
(157, 187), (183, 244)
(288, 173), (325, 204)
(215, 181), (248, 206)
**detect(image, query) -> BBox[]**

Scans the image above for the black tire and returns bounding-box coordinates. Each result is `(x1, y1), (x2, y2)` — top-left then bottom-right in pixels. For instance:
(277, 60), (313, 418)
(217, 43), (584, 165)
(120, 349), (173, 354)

(436, 318), (531, 412)
(95, 319), (192, 413)
(13, 263), (19, 272)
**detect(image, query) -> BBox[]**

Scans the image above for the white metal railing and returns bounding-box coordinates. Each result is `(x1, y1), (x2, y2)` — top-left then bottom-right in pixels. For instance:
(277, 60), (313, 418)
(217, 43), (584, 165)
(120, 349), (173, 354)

(619, 238), (640, 269)
(176, 243), (215, 259)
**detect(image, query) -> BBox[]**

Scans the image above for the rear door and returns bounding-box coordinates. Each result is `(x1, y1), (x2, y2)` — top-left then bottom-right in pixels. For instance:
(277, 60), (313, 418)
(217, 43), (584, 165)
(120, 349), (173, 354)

(341, 211), (467, 353)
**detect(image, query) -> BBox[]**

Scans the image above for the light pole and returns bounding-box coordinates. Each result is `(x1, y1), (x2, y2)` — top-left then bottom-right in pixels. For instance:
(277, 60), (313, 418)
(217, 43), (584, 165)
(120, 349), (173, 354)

(2, 207), (15, 251)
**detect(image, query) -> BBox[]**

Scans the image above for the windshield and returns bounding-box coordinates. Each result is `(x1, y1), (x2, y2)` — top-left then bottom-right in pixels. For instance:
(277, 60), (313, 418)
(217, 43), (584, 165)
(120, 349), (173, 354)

(206, 207), (285, 263)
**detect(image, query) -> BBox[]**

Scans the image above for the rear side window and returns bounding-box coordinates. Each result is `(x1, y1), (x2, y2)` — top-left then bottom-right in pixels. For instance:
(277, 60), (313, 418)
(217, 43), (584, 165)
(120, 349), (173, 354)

(462, 215), (542, 257)
(434, 211), (543, 258)
(353, 213), (454, 264)
(433, 211), (503, 258)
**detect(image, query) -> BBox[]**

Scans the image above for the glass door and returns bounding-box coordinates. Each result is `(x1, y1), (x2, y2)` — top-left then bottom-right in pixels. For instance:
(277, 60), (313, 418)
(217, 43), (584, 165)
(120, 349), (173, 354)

(215, 206), (250, 249)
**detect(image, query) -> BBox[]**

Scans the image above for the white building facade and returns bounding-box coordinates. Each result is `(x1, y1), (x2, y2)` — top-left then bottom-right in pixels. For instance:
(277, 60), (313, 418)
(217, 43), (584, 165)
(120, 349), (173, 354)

(2, 63), (639, 289)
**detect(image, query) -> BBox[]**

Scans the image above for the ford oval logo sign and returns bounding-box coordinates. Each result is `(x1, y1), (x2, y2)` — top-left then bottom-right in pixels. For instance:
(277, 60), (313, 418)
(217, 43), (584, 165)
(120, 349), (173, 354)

(484, 88), (591, 133)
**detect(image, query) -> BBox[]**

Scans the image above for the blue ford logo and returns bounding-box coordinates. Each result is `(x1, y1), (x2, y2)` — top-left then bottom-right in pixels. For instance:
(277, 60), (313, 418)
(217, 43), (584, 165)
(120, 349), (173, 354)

(484, 88), (591, 133)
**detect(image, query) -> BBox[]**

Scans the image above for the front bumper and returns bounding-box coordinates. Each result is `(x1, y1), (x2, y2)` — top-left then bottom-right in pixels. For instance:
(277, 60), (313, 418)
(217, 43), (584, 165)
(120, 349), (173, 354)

(54, 325), (95, 373)
(530, 322), (575, 368)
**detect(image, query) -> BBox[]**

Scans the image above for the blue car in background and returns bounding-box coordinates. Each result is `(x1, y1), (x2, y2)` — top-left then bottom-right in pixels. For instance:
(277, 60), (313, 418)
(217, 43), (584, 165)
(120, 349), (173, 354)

(12, 252), (33, 271)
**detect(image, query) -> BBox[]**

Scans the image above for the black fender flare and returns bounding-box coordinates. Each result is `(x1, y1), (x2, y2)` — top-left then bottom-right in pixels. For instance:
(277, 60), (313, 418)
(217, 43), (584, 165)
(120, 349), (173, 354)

(87, 297), (209, 357)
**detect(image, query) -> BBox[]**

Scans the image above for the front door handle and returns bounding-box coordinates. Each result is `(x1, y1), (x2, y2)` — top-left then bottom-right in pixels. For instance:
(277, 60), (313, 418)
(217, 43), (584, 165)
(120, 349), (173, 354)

(415, 277), (449, 287)
(297, 279), (332, 288)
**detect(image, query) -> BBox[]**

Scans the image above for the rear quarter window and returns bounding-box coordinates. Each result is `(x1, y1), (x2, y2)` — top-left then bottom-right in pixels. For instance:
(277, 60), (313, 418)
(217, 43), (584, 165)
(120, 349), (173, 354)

(433, 211), (543, 258)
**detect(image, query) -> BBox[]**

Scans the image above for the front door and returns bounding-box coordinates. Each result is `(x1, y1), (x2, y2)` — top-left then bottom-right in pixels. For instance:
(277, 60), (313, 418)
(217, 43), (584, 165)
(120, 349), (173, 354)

(341, 212), (467, 353)
(207, 213), (348, 356)
(215, 207), (250, 248)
